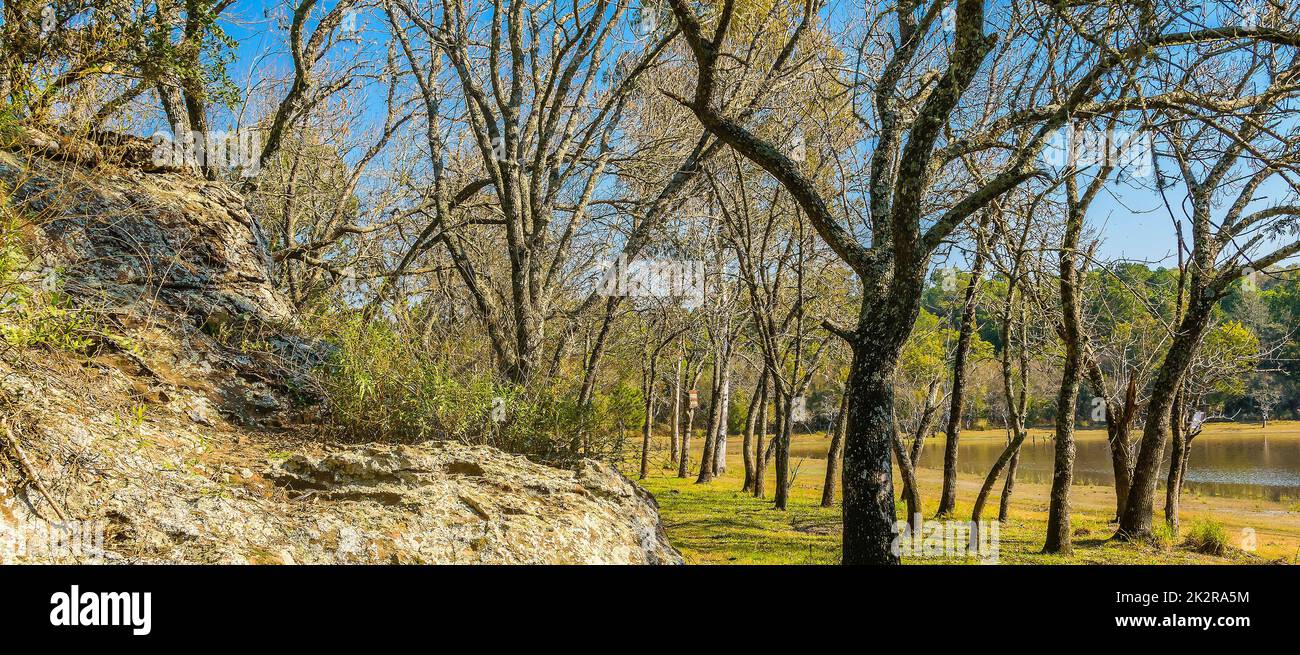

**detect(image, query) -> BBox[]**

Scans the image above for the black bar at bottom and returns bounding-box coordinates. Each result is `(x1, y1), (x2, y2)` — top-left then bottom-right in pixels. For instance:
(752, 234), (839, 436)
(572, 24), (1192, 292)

(0, 565), (1287, 645)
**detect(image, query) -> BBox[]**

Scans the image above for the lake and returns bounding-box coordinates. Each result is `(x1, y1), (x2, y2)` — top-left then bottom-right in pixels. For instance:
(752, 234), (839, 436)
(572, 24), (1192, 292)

(788, 426), (1300, 502)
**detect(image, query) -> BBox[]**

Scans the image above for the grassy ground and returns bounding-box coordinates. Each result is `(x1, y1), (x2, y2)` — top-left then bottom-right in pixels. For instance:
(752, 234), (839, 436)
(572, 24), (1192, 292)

(633, 424), (1300, 565)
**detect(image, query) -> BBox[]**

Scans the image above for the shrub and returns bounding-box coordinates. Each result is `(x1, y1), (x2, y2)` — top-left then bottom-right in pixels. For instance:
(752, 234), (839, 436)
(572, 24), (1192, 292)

(0, 193), (96, 353)
(310, 312), (642, 464)
(1149, 520), (1175, 550)
(1182, 518), (1231, 556)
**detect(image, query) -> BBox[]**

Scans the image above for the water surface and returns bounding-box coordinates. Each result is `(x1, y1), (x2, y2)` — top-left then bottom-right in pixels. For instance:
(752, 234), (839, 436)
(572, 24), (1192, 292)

(790, 428), (1300, 501)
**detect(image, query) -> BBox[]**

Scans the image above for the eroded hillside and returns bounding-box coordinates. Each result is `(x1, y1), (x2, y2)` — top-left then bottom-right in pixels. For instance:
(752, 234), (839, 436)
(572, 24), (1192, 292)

(0, 128), (681, 564)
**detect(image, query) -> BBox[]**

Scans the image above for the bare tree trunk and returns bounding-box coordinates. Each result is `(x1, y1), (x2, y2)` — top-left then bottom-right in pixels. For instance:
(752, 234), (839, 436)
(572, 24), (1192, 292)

(1175, 431), (1194, 527)
(1118, 301), (1213, 540)
(1081, 345), (1140, 524)
(1165, 428), (1185, 535)
(1108, 376), (1139, 522)
(900, 377), (941, 513)
(639, 363), (657, 480)
(713, 354), (732, 474)
(1045, 194), (1088, 554)
(678, 405), (695, 479)
(753, 382), (770, 498)
(741, 372), (767, 492)
(892, 431), (923, 534)
(696, 360), (722, 483)
(937, 229), (986, 517)
(669, 355), (682, 468)
(1045, 358), (1076, 553)
(981, 268), (1030, 525)
(841, 333), (908, 565)
(773, 389), (793, 510)
(909, 377), (941, 465)
(1164, 389), (1188, 534)
(821, 388), (848, 507)
(577, 298), (619, 408)
(972, 431), (1028, 524)
(998, 447), (1020, 523)
(638, 326), (686, 478)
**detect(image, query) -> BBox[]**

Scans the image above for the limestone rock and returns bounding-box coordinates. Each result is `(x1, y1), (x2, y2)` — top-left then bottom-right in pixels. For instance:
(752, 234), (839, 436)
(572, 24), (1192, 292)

(0, 131), (681, 565)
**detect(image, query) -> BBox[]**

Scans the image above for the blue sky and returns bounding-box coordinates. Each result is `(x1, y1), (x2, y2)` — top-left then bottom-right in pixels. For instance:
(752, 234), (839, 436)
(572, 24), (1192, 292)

(210, 0), (1296, 269)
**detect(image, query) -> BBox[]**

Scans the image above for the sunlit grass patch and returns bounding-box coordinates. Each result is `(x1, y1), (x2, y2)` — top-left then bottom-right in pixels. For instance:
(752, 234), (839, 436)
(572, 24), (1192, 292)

(636, 433), (1265, 565)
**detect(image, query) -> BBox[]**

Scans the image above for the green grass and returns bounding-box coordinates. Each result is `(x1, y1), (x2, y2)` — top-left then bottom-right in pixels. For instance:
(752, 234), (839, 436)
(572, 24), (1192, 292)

(1183, 518), (1231, 556)
(636, 447), (1261, 565)
(645, 473), (841, 564)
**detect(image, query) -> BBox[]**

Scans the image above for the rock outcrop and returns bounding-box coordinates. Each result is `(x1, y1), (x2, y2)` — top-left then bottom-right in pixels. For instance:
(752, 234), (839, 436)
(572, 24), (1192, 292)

(0, 128), (681, 564)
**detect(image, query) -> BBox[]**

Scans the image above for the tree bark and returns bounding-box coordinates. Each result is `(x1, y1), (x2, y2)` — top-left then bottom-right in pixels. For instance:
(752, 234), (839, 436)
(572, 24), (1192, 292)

(972, 431), (1027, 524)
(821, 388), (848, 507)
(713, 352), (732, 474)
(639, 367), (656, 480)
(696, 359), (722, 483)
(753, 382), (770, 498)
(900, 377), (941, 514)
(979, 274), (1030, 525)
(937, 239), (985, 517)
(891, 432), (923, 534)
(773, 390), (793, 510)
(741, 372), (767, 492)
(1108, 376), (1139, 521)
(998, 447), (1020, 523)
(669, 355), (682, 468)
(577, 298), (618, 408)
(1164, 389), (1188, 534)
(678, 404), (695, 478)
(1044, 197), (1087, 553)
(841, 333), (907, 565)
(1117, 301), (1214, 539)
(1043, 376), (1079, 553)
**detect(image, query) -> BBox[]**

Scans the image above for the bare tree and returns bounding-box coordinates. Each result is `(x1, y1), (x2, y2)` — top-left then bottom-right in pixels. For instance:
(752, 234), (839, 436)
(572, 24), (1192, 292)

(1119, 44), (1300, 540)
(741, 368), (768, 492)
(658, 0), (1297, 562)
(972, 191), (1045, 525)
(821, 384), (848, 507)
(936, 220), (987, 517)
(678, 341), (708, 478)
(382, 0), (688, 385)
(639, 308), (688, 479)
(712, 157), (832, 507)
(1252, 378), (1282, 428)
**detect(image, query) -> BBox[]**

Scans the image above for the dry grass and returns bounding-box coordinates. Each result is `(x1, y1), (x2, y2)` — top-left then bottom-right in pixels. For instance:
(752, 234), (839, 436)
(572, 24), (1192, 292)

(633, 423), (1300, 564)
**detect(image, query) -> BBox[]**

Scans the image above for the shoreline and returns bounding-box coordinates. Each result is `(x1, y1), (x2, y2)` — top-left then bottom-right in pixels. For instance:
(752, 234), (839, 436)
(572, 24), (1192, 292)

(637, 422), (1300, 563)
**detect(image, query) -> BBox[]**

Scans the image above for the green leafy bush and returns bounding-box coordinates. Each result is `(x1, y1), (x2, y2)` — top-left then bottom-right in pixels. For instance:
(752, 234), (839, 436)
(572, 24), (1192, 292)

(312, 313), (642, 463)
